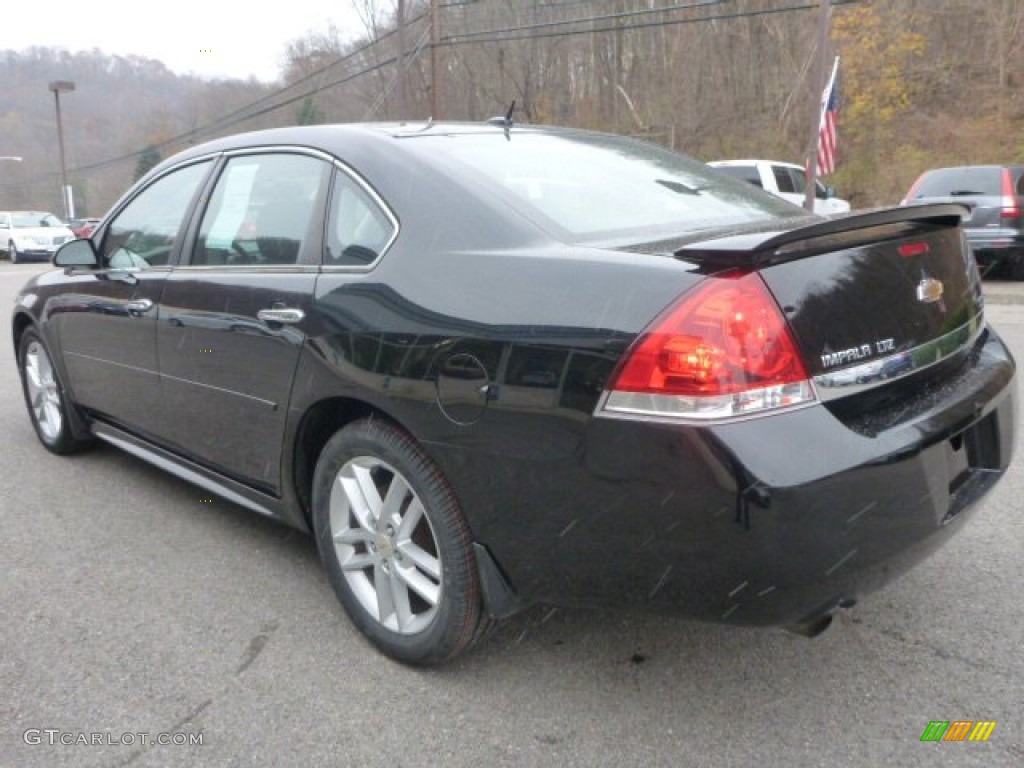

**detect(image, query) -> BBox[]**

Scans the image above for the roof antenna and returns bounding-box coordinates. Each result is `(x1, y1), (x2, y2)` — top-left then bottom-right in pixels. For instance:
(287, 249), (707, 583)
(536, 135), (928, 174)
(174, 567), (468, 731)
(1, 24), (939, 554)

(486, 100), (516, 140)
(409, 117), (435, 133)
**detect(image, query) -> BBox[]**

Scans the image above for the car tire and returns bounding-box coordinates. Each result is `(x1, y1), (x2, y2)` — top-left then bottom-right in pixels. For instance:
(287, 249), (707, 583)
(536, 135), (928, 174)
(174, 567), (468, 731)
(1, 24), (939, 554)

(17, 328), (93, 455)
(312, 417), (491, 665)
(1010, 251), (1024, 281)
(9, 241), (18, 264)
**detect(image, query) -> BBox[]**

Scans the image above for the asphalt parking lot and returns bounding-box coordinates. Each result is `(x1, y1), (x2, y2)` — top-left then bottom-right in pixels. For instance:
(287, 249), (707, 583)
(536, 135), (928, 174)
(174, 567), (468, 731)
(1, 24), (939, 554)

(1, 262), (1022, 767)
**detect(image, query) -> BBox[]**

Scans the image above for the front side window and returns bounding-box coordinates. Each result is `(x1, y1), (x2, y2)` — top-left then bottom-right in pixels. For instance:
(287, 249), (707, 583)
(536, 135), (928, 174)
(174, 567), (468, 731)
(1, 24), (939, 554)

(324, 169), (396, 266)
(101, 161), (211, 269)
(193, 153), (329, 266)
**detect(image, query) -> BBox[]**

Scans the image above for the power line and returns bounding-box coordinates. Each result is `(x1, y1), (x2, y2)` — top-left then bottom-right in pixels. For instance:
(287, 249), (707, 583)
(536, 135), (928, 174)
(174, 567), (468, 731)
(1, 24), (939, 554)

(441, 0), (861, 46)
(1, 0), (861, 191)
(445, 0), (726, 41)
(3, 11), (430, 186)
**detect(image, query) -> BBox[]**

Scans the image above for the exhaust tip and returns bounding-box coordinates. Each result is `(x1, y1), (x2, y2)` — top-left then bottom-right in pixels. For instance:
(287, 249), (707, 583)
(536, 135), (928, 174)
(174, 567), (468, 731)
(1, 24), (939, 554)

(785, 613), (833, 638)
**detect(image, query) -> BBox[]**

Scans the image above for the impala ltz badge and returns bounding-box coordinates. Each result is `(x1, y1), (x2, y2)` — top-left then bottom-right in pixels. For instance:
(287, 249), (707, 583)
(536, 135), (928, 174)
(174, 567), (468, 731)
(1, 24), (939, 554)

(916, 277), (945, 303)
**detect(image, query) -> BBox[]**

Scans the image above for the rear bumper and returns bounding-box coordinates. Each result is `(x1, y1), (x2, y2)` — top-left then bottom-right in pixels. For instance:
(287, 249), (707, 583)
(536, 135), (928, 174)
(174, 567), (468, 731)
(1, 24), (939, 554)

(965, 228), (1024, 256)
(463, 327), (1016, 626)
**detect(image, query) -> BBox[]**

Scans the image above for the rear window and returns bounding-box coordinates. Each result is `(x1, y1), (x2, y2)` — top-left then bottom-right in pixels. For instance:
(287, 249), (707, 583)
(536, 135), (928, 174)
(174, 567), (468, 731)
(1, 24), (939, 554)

(418, 131), (798, 243)
(915, 167), (1003, 197)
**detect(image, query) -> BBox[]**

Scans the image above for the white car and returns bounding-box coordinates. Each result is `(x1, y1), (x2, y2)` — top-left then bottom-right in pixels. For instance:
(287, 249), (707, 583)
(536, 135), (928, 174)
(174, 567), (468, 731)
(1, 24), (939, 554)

(0, 211), (76, 263)
(708, 159), (851, 215)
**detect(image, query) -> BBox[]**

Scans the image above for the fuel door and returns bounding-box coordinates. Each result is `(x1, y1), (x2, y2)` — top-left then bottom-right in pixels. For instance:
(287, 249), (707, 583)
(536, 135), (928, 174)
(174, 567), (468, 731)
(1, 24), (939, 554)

(436, 352), (492, 425)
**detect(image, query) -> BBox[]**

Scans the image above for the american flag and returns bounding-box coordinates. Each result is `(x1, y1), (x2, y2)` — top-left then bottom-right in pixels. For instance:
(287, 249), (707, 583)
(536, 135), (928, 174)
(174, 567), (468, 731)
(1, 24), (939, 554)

(817, 57), (840, 176)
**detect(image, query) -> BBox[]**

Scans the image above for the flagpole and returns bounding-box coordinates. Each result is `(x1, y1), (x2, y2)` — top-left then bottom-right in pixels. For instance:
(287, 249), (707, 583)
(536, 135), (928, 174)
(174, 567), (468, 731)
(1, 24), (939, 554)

(804, 0), (833, 212)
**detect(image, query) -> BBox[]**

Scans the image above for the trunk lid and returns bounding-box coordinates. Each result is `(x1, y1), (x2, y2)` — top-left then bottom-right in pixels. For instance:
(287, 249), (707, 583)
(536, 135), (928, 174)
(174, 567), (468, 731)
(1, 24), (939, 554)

(673, 204), (984, 389)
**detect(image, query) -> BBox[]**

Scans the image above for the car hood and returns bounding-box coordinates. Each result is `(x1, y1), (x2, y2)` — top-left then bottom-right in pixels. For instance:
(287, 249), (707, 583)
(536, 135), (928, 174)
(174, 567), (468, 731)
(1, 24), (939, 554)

(12, 226), (75, 239)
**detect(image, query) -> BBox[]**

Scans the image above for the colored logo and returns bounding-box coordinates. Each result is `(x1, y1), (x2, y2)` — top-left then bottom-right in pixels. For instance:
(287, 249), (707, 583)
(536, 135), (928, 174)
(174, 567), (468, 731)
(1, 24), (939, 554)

(920, 720), (996, 742)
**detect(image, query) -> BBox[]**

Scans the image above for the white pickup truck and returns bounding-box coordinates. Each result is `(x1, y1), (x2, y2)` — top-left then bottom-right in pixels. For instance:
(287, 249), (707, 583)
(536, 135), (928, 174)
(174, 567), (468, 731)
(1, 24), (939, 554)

(708, 159), (851, 215)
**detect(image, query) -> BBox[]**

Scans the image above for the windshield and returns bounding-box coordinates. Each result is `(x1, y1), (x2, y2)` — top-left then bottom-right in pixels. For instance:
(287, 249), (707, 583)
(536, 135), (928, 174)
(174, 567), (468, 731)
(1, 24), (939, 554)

(12, 212), (65, 228)
(420, 131), (798, 243)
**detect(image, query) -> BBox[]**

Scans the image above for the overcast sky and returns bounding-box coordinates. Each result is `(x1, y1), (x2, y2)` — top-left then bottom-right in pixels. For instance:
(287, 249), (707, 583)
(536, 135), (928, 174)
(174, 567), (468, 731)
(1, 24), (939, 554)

(7, 0), (366, 82)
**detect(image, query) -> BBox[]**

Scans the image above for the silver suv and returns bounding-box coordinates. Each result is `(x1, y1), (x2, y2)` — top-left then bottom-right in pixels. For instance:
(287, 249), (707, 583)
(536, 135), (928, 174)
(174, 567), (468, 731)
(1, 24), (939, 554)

(901, 165), (1024, 278)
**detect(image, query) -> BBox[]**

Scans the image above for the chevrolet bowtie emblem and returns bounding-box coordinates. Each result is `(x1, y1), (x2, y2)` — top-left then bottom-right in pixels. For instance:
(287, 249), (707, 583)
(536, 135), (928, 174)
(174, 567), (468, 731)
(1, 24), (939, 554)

(916, 277), (944, 303)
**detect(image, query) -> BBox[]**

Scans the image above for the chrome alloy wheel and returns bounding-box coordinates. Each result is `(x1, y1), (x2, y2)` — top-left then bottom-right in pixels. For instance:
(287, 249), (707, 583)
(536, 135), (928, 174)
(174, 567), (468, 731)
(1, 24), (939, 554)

(330, 456), (443, 635)
(24, 339), (63, 443)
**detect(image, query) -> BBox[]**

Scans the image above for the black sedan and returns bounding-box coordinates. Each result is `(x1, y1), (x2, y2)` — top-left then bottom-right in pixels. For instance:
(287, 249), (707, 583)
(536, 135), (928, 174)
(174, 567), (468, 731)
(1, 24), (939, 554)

(13, 123), (1017, 665)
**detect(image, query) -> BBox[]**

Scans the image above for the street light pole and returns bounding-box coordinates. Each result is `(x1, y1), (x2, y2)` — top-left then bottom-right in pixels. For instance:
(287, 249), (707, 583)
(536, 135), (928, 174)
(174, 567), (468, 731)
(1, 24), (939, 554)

(48, 80), (75, 219)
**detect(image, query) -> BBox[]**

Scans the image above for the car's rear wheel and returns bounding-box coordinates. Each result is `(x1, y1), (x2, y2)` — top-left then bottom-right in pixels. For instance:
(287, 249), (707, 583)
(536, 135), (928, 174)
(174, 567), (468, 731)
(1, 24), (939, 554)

(312, 418), (490, 665)
(1009, 250), (1024, 281)
(18, 328), (92, 454)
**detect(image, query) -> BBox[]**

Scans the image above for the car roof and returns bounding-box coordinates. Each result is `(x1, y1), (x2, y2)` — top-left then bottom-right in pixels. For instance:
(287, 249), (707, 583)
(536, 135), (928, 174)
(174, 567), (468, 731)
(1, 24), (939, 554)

(153, 122), (596, 172)
(920, 164), (1022, 173)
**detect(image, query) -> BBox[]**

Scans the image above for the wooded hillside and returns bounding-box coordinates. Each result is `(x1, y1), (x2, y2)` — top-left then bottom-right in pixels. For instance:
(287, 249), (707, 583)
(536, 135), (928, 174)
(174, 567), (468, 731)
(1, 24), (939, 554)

(2, 0), (1022, 215)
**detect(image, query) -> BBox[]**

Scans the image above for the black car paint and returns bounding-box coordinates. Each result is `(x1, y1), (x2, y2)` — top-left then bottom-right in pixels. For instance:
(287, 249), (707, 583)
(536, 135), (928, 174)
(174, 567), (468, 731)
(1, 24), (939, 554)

(13, 124), (1017, 632)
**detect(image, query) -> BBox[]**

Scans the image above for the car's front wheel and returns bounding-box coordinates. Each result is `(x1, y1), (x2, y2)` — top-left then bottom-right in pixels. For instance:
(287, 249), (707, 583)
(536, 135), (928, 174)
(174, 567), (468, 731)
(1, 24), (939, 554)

(312, 418), (490, 665)
(18, 328), (92, 454)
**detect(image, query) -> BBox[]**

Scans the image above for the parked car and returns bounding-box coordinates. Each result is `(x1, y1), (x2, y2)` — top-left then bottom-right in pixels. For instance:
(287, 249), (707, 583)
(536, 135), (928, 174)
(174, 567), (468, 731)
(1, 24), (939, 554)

(0, 211), (75, 263)
(13, 123), (1016, 665)
(68, 217), (102, 239)
(708, 159), (851, 215)
(901, 165), (1024, 278)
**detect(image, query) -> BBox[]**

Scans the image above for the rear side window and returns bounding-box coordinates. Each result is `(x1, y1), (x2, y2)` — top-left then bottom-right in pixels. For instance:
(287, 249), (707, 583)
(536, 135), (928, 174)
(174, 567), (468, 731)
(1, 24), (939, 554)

(915, 167), (1002, 197)
(324, 168), (396, 267)
(193, 153), (330, 266)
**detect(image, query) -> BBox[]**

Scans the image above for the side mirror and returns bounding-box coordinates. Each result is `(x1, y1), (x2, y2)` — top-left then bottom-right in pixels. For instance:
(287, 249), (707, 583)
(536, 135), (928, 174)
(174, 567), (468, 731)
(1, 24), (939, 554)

(824, 185), (837, 199)
(54, 238), (99, 268)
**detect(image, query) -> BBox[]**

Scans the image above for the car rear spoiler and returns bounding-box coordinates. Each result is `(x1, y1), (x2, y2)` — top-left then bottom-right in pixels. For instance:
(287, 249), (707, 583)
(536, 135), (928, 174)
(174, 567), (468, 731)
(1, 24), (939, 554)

(675, 203), (968, 269)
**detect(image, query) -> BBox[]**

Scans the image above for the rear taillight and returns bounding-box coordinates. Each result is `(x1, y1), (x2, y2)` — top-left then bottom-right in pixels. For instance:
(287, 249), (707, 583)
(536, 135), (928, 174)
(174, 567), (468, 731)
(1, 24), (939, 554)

(601, 272), (815, 420)
(900, 174), (925, 206)
(1000, 168), (1020, 219)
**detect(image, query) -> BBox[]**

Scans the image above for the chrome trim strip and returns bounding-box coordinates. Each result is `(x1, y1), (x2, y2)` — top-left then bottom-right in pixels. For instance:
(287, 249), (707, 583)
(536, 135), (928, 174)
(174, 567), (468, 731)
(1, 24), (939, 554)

(91, 424), (278, 519)
(594, 392), (819, 426)
(171, 264), (321, 273)
(812, 311), (985, 401)
(159, 372), (277, 407)
(64, 352), (157, 377)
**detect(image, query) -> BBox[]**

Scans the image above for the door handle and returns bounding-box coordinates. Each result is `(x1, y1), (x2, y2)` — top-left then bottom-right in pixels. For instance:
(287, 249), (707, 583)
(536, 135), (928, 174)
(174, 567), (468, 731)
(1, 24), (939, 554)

(257, 307), (305, 324)
(126, 298), (153, 316)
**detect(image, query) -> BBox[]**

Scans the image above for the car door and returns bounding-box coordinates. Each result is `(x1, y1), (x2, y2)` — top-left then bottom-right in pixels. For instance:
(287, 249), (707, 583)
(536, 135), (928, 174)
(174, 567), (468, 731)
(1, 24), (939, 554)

(54, 160), (213, 440)
(156, 150), (331, 492)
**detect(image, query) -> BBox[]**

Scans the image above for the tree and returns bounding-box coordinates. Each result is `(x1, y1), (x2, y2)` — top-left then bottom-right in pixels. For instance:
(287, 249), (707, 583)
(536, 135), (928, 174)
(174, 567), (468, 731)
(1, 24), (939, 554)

(134, 145), (162, 181)
(297, 96), (325, 125)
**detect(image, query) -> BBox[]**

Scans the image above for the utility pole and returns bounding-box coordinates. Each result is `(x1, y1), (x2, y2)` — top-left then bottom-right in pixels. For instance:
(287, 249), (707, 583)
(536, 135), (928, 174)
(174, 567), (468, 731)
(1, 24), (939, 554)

(804, 0), (831, 212)
(430, 0), (442, 119)
(49, 80), (76, 219)
(396, 0), (406, 117)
